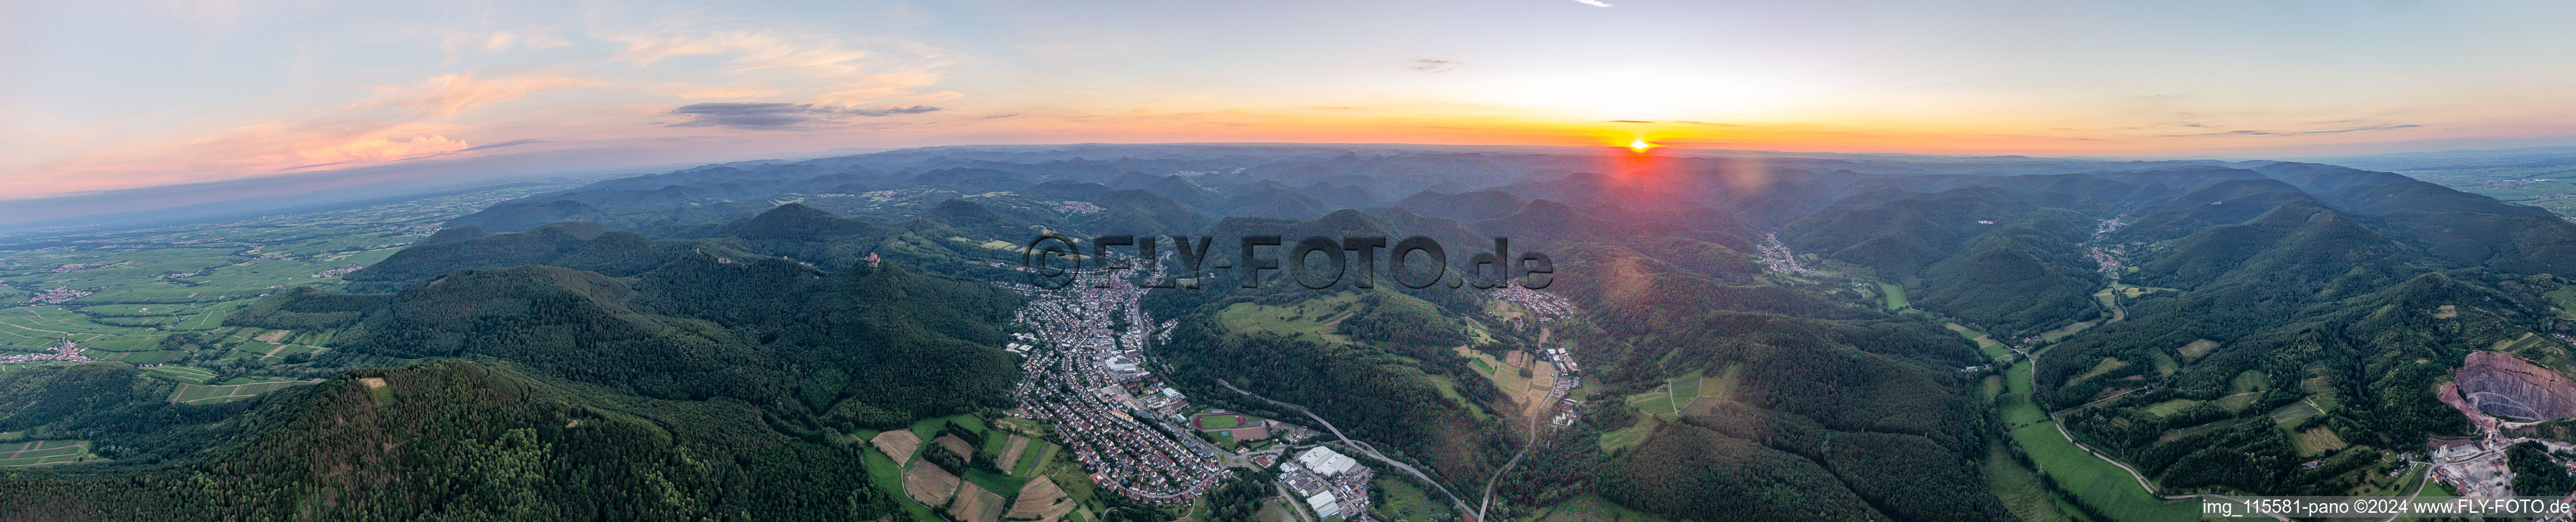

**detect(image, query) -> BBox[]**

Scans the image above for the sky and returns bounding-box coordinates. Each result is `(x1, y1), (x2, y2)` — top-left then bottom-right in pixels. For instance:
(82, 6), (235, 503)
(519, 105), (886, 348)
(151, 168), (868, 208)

(6, 0), (2576, 198)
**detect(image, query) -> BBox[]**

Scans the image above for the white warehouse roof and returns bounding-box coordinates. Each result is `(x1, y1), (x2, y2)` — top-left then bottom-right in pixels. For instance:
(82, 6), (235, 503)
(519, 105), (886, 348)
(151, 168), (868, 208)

(1296, 446), (1359, 476)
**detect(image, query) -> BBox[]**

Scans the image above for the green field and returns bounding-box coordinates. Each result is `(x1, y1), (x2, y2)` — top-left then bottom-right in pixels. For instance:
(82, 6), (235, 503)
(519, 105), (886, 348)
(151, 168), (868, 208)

(2009, 422), (2204, 521)
(1012, 439), (1057, 477)
(1598, 415), (1658, 453)
(2143, 399), (2202, 417)
(144, 365), (219, 384)
(2424, 165), (2576, 218)
(0, 439), (101, 467)
(2269, 401), (2324, 426)
(2039, 320), (2097, 343)
(2228, 370), (2271, 394)
(1668, 369), (1702, 407)
(169, 380), (319, 404)
(2301, 376), (2344, 411)
(1374, 476), (1453, 521)
(1878, 282), (1909, 311)
(1983, 440), (2075, 522)
(1530, 493), (1672, 522)
(1999, 361), (2047, 426)
(1946, 323), (2010, 360)
(1213, 292), (1363, 344)
(0, 182), (578, 393)
(861, 446), (944, 522)
(1196, 413), (1241, 430)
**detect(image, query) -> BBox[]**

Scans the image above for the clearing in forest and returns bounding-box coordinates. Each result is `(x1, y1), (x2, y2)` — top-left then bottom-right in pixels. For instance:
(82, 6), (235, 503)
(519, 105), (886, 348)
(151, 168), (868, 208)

(2176, 339), (2219, 359)
(2292, 426), (2349, 456)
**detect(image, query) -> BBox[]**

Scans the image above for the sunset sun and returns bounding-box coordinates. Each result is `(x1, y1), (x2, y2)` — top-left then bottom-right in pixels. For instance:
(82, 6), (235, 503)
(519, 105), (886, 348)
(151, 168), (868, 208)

(1628, 139), (1652, 152)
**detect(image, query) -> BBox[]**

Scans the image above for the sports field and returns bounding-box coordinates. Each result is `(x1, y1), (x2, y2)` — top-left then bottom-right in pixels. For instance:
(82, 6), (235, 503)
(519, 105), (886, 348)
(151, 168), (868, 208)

(1192, 413), (1241, 430)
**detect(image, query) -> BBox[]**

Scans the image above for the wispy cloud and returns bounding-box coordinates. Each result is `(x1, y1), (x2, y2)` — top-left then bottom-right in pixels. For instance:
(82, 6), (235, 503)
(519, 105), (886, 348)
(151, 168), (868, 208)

(352, 73), (594, 117)
(607, 31), (953, 107)
(2166, 123), (2422, 137)
(1572, 0), (1612, 7)
(1412, 59), (1460, 72)
(666, 102), (940, 128)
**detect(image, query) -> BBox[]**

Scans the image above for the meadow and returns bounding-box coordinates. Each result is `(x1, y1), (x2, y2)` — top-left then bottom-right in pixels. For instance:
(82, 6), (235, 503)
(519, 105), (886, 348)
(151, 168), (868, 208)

(1213, 292), (1363, 344)
(2009, 422), (2204, 521)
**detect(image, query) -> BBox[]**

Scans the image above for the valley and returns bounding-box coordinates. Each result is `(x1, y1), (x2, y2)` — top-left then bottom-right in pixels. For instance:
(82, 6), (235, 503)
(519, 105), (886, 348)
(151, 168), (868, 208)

(9, 145), (2576, 521)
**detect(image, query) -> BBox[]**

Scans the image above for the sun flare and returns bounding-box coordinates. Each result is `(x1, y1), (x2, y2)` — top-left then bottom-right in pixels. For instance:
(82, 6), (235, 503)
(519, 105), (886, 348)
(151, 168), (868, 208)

(1628, 139), (1653, 152)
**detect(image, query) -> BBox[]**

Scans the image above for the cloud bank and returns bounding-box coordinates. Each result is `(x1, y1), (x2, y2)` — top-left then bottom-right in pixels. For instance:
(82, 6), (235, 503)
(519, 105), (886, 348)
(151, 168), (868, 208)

(666, 102), (942, 128)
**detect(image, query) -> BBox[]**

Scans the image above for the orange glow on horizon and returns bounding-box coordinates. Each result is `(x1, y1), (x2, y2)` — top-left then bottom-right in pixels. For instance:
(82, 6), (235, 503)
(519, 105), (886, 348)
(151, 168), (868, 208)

(1628, 138), (1653, 152)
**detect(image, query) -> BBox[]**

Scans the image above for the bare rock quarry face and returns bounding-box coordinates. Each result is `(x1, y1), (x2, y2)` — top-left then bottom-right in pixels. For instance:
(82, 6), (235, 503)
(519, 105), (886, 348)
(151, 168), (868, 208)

(2456, 351), (2576, 422)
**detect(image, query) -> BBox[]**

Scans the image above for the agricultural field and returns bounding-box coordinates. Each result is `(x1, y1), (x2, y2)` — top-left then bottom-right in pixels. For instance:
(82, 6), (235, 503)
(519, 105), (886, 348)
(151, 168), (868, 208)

(0, 439), (102, 467)
(1624, 367), (1736, 422)
(2269, 401), (2325, 426)
(0, 183), (579, 406)
(1947, 323), (2009, 360)
(1982, 440), (2075, 522)
(2416, 165), (2576, 217)
(2143, 399), (2202, 417)
(2291, 426), (2349, 456)
(2008, 422), (2204, 521)
(169, 379), (320, 405)
(1454, 345), (1567, 421)
(2038, 320), (2097, 344)
(1877, 282), (1908, 311)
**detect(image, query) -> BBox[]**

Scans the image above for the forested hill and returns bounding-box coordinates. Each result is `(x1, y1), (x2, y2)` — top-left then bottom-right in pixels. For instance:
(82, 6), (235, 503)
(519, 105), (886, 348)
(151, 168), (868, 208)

(12, 144), (2576, 521)
(4, 360), (906, 520)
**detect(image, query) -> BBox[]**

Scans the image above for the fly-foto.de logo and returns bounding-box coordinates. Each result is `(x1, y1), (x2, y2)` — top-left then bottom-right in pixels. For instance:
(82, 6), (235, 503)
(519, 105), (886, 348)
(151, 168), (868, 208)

(1022, 234), (1554, 291)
